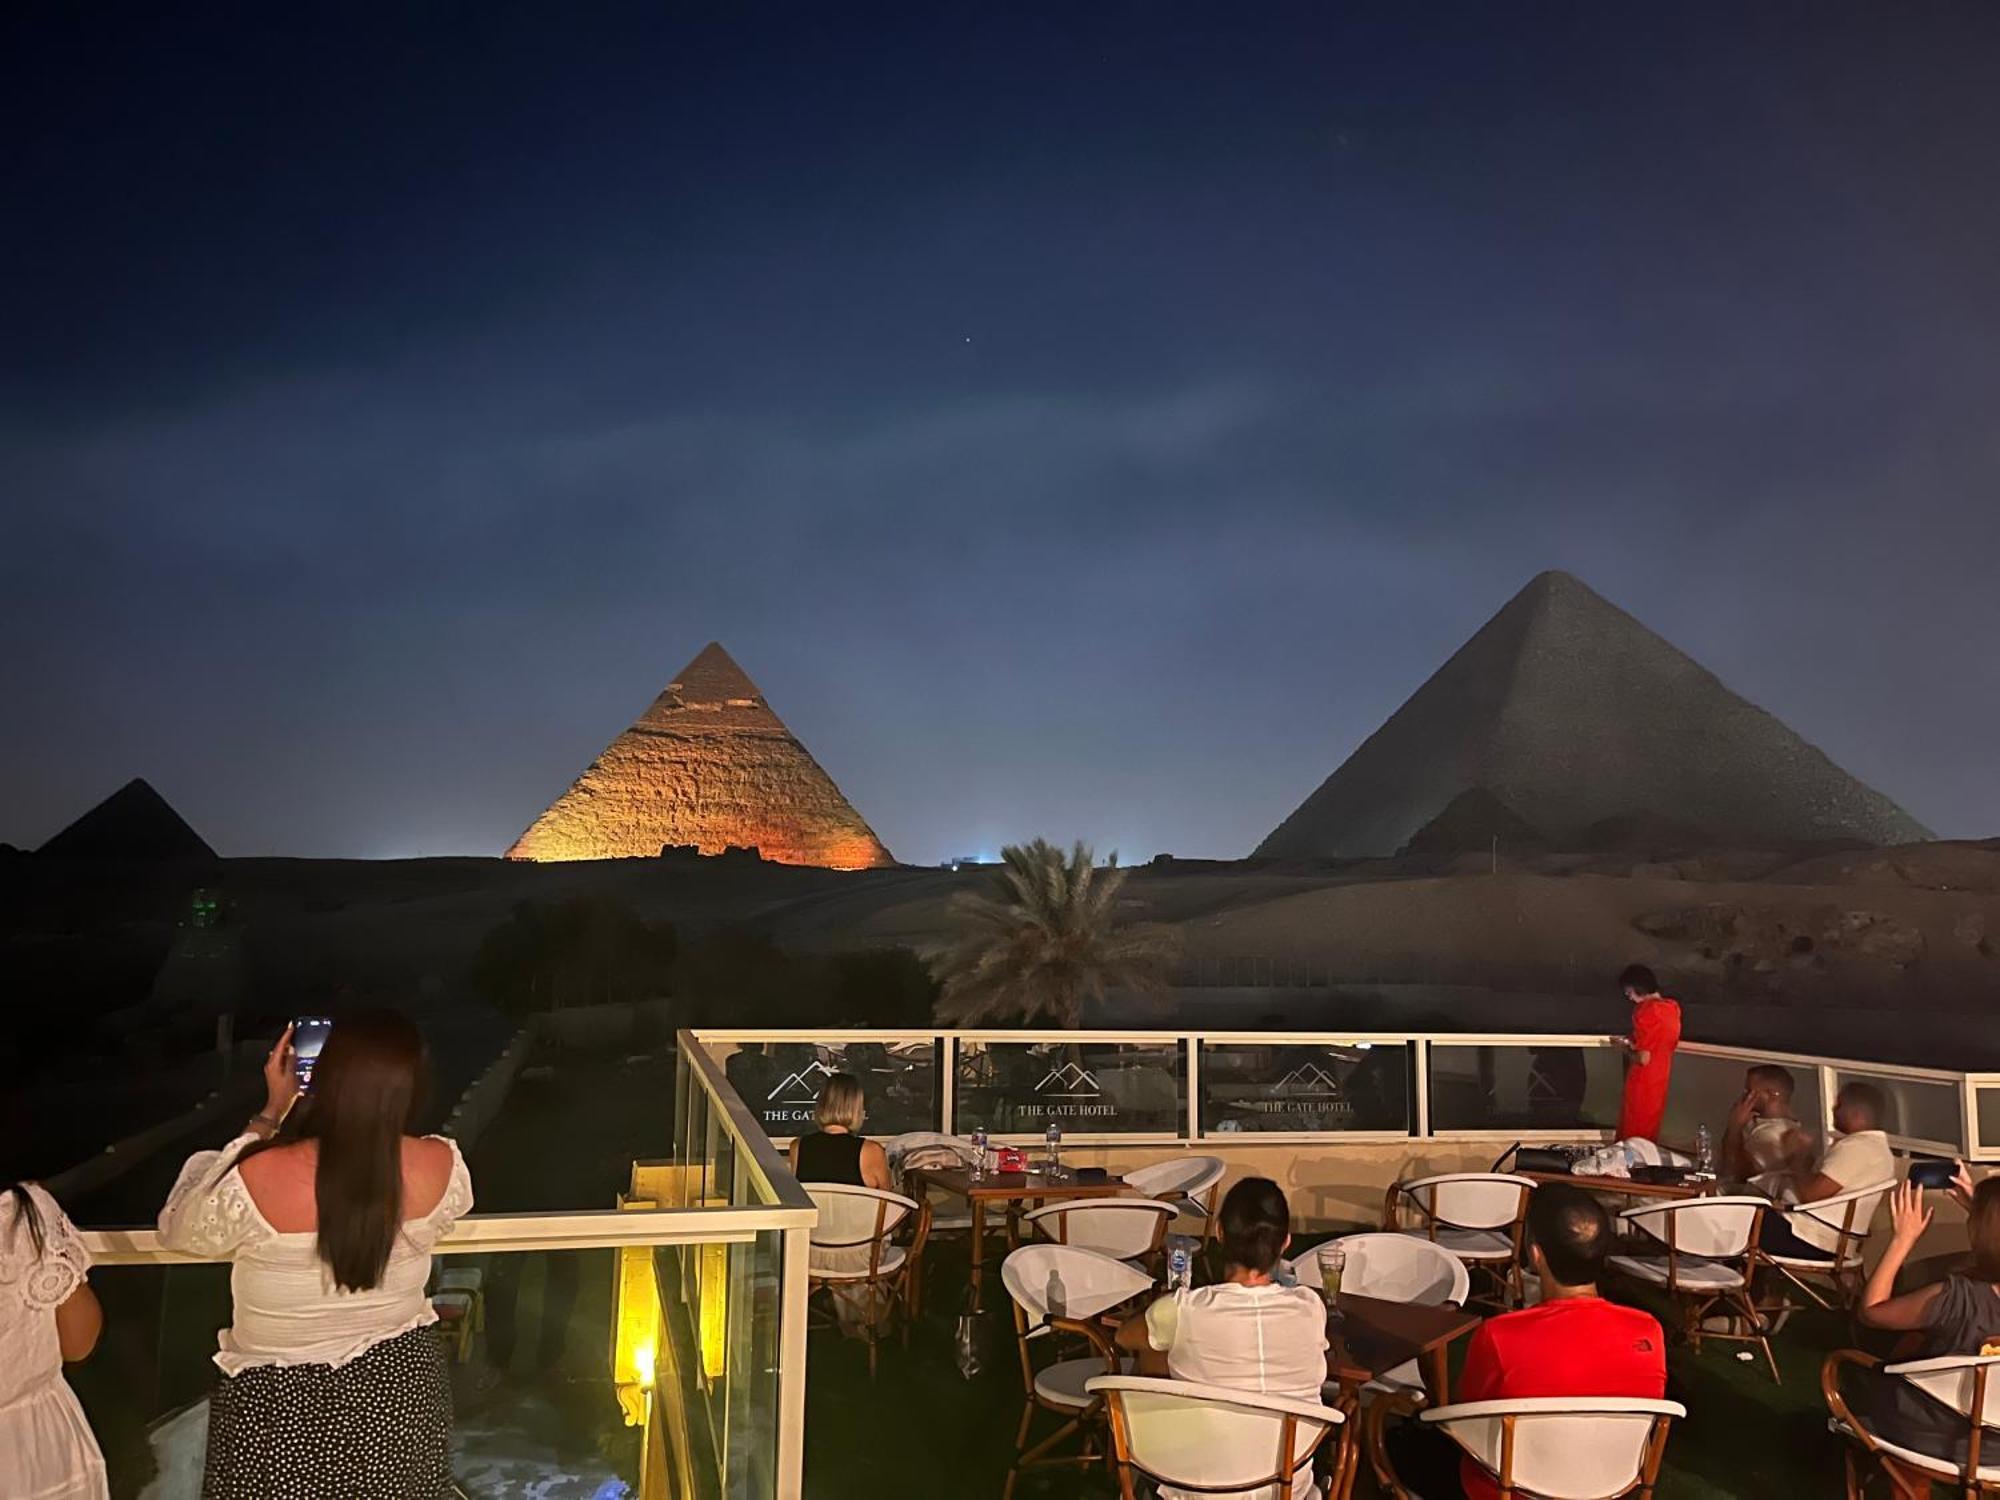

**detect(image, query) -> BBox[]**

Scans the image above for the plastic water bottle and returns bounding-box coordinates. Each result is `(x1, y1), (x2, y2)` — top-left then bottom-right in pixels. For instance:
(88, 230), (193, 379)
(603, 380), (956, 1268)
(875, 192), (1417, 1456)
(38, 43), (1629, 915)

(970, 1127), (988, 1180)
(1044, 1122), (1063, 1176)
(1695, 1124), (1715, 1178)
(1169, 1243), (1191, 1293)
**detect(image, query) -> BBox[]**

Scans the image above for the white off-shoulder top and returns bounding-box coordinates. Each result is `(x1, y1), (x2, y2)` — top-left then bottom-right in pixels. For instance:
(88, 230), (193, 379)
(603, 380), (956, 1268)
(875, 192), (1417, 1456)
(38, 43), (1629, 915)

(158, 1132), (474, 1375)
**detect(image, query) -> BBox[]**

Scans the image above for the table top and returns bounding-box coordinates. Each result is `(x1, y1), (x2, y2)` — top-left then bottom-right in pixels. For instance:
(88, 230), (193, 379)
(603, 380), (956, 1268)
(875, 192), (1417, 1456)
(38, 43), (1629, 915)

(1520, 1169), (1716, 1200)
(907, 1165), (1129, 1202)
(1325, 1293), (1482, 1385)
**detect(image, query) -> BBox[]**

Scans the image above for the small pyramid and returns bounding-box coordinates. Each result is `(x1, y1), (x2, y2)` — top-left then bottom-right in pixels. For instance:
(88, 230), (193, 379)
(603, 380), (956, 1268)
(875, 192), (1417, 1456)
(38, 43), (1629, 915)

(1256, 571), (1932, 859)
(38, 778), (218, 862)
(1396, 787), (1548, 858)
(507, 643), (895, 869)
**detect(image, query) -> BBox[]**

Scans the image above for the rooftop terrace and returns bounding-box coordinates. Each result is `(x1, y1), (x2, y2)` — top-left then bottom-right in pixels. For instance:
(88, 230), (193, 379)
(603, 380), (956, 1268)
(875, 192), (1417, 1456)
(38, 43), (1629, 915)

(64, 1025), (2000, 1498)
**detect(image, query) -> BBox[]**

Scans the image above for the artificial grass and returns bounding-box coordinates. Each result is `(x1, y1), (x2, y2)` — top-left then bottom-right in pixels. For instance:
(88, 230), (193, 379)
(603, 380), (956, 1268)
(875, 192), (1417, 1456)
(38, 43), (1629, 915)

(800, 1234), (1858, 1498)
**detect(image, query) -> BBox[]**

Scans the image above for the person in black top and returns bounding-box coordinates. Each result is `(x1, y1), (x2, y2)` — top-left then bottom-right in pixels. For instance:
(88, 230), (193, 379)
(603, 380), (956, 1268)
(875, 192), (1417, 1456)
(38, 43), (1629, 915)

(789, 1073), (892, 1189)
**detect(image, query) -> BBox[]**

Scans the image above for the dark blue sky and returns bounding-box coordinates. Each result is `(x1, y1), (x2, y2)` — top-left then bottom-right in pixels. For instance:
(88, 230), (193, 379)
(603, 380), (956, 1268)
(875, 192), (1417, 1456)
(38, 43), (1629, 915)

(4, 3), (1996, 861)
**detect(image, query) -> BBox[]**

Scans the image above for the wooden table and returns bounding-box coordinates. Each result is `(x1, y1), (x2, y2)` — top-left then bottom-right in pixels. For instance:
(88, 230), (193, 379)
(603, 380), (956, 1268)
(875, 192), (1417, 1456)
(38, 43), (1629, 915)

(905, 1165), (1129, 1309)
(1520, 1176), (1760, 1208)
(1326, 1292), (1482, 1406)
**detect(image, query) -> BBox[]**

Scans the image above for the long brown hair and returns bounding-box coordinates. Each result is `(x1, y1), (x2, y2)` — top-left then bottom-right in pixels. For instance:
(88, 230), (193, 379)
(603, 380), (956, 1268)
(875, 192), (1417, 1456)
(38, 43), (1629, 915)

(237, 1009), (430, 1292)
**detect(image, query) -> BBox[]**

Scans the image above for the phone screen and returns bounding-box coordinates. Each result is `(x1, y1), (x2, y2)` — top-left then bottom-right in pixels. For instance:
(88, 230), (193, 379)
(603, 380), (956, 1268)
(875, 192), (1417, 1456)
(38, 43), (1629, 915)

(1908, 1157), (1956, 1190)
(292, 1017), (334, 1090)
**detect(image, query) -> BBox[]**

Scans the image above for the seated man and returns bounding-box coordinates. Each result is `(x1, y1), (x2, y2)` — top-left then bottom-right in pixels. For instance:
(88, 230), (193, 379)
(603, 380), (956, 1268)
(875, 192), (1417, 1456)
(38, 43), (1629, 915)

(1760, 1080), (1895, 1262)
(1722, 1063), (1811, 1188)
(1384, 1184), (1666, 1500)
(1116, 1176), (1328, 1404)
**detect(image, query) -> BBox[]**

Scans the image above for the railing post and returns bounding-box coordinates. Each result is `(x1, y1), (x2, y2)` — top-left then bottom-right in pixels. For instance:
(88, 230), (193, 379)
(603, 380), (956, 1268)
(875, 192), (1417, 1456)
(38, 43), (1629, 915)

(1185, 1035), (1201, 1142)
(939, 1033), (956, 1136)
(1414, 1038), (1431, 1139)
(776, 1221), (810, 1500)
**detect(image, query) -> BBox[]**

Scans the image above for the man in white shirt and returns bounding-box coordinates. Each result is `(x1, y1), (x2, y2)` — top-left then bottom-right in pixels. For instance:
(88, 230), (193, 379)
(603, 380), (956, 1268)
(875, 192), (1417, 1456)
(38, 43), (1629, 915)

(1116, 1176), (1328, 1404)
(1761, 1080), (1897, 1261)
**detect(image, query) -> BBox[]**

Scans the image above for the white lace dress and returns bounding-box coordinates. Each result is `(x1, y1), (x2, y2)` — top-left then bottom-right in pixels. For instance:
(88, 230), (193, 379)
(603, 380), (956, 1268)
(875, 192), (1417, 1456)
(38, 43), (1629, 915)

(0, 1184), (109, 1500)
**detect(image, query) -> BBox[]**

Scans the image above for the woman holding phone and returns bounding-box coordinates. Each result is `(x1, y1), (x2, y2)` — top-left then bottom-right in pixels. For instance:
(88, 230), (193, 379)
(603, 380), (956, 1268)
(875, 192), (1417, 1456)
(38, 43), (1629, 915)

(158, 1011), (473, 1498)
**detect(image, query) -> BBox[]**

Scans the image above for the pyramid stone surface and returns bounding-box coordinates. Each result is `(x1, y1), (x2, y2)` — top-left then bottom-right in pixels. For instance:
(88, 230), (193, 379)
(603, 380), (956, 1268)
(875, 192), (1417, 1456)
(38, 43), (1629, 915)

(507, 643), (895, 869)
(1256, 571), (1932, 859)
(39, 778), (217, 861)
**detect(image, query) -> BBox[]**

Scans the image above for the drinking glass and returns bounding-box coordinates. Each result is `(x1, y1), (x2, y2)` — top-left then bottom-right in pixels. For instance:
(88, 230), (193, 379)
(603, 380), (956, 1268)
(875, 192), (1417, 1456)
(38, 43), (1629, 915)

(1316, 1242), (1346, 1304)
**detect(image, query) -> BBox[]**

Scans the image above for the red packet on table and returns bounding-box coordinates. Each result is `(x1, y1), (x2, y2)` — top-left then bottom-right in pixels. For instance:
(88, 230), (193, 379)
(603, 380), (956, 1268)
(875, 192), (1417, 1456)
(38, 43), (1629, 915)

(994, 1145), (1027, 1173)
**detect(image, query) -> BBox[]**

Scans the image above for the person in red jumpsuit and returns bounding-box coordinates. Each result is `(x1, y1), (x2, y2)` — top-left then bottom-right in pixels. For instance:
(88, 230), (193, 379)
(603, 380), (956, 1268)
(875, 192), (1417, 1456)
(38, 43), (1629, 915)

(1615, 964), (1681, 1143)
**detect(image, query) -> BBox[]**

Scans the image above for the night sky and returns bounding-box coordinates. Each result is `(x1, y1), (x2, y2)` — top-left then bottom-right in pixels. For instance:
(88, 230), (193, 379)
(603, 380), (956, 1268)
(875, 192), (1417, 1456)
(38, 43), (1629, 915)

(5, 4), (1997, 863)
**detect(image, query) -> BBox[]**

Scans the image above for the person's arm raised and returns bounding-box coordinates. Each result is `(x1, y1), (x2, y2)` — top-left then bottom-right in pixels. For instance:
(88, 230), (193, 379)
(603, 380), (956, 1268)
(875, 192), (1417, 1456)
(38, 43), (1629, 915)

(1857, 1182), (1945, 1331)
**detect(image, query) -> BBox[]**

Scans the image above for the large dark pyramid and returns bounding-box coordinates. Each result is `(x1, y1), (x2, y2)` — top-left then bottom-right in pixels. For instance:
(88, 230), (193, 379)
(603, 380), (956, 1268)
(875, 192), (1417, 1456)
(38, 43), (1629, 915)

(39, 778), (218, 861)
(507, 642), (895, 869)
(1255, 571), (1932, 859)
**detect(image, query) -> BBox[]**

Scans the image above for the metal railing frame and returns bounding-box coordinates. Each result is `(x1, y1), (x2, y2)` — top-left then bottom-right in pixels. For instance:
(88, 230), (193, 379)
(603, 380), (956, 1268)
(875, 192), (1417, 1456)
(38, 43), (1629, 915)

(698, 1027), (2000, 1162)
(76, 1029), (817, 1500)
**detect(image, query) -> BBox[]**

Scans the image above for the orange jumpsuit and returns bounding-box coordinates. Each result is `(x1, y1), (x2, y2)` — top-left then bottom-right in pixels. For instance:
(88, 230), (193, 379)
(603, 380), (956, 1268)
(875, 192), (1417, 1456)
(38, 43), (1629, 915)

(1617, 995), (1681, 1143)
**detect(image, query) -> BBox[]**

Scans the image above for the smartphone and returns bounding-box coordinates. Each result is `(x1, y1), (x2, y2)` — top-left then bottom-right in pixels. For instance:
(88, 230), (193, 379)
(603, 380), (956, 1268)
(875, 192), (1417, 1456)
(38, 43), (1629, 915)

(292, 1016), (334, 1091)
(1908, 1157), (1957, 1190)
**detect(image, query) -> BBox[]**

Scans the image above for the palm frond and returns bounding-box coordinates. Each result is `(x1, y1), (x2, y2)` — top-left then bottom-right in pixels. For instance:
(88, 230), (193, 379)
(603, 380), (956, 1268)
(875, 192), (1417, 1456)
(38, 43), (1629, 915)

(931, 838), (1180, 1028)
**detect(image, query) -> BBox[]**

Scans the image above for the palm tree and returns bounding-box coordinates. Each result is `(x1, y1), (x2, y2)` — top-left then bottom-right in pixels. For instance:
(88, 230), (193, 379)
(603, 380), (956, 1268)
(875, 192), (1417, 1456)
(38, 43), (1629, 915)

(932, 839), (1179, 1027)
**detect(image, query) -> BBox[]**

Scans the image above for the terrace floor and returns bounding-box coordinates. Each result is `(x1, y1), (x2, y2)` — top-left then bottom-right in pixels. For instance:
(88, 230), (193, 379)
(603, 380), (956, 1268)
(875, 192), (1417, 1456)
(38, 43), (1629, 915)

(801, 1232), (1860, 1499)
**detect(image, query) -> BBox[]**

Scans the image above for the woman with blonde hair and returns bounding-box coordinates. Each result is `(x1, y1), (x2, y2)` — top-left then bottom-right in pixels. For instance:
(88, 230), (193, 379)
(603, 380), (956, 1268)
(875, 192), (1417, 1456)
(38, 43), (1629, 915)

(788, 1072), (897, 1337)
(788, 1072), (892, 1190)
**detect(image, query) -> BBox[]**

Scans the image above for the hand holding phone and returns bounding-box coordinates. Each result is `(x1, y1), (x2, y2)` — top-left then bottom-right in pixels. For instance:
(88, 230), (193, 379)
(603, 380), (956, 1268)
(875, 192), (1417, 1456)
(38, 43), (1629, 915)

(261, 1023), (300, 1123)
(1907, 1157), (1957, 1191)
(291, 1017), (334, 1092)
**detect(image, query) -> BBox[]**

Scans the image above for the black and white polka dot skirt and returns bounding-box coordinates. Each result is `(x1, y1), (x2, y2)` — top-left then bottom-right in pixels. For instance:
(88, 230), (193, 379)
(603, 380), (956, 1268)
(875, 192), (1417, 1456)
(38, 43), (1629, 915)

(202, 1325), (454, 1499)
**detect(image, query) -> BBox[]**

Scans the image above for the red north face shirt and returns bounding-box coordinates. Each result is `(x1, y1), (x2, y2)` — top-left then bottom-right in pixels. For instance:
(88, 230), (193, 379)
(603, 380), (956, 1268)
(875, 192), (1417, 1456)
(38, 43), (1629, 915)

(1455, 1297), (1667, 1500)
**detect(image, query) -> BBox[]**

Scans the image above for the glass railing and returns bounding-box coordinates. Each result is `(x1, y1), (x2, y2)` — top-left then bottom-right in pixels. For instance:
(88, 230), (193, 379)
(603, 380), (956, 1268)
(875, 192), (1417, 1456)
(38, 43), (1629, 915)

(696, 1027), (2000, 1163)
(72, 1029), (815, 1500)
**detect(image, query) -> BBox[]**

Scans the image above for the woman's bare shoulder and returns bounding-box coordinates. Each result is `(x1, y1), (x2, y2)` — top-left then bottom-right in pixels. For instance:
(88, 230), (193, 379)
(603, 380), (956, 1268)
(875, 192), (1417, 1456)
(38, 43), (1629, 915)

(402, 1135), (459, 1215)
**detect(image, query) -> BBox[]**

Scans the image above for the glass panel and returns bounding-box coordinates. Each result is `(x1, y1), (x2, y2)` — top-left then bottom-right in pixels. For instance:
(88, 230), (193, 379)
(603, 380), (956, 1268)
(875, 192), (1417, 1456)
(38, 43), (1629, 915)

(654, 1228), (783, 1500)
(1427, 1043), (1622, 1132)
(73, 1249), (644, 1499)
(709, 1039), (938, 1140)
(1199, 1041), (1412, 1134)
(1834, 1068), (1964, 1149)
(954, 1039), (1186, 1135)
(1661, 1051), (1826, 1157)
(1979, 1085), (2000, 1158)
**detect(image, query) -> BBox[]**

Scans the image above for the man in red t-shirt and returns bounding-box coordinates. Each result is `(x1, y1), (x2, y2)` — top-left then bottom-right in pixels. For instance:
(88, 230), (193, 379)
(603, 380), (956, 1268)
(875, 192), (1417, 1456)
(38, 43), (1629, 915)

(1616, 963), (1681, 1143)
(1383, 1184), (1667, 1500)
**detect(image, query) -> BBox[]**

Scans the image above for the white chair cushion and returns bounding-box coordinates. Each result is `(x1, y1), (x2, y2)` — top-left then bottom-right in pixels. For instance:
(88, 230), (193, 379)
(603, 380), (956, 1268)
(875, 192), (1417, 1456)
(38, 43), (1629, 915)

(1003, 1245), (1157, 1324)
(1425, 1399), (1684, 1499)
(1866, 1434), (2000, 1483)
(1400, 1227), (1514, 1261)
(1035, 1354), (1129, 1408)
(1765, 1252), (1858, 1272)
(811, 1244), (907, 1282)
(1607, 1254), (1746, 1291)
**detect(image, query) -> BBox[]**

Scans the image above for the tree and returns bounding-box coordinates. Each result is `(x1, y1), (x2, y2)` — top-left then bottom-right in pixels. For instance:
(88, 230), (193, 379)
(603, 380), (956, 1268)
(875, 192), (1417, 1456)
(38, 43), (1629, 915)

(931, 839), (1179, 1027)
(467, 897), (677, 1016)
